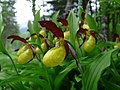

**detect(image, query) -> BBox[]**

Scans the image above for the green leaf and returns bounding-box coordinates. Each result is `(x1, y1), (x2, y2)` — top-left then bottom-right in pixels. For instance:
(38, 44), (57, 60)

(86, 13), (98, 32)
(0, 13), (18, 75)
(116, 24), (120, 35)
(0, 13), (9, 56)
(34, 10), (40, 22)
(82, 49), (116, 90)
(34, 10), (40, 34)
(67, 10), (79, 47)
(114, 0), (120, 4)
(77, 7), (83, 21)
(54, 61), (76, 90)
(96, 41), (115, 49)
(103, 79), (120, 90)
(0, 75), (50, 90)
(52, 11), (60, 25)
(28, 20), (34, 35)
(9, 82), (29, 90)
(0, 13), (4, 33)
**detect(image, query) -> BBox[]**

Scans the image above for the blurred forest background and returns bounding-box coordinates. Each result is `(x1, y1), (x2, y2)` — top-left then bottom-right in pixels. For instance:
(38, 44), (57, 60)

(0, 0), (120, 51)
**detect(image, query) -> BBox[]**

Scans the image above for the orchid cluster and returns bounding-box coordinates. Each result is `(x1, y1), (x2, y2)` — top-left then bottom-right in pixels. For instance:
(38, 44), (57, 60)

(7, 12), (97, 67)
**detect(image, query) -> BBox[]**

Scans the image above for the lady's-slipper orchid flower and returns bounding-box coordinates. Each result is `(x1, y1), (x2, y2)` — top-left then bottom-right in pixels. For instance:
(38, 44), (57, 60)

(77, 12), (97, 52)
(7, 35), (36, 64)
(39, 20), (69, 67)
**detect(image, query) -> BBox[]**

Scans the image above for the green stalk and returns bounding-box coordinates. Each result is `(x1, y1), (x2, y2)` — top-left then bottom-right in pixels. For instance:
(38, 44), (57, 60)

(43, 64), (52, 90)
(37, 55), (52, 90)
(7, 54), (19, 75)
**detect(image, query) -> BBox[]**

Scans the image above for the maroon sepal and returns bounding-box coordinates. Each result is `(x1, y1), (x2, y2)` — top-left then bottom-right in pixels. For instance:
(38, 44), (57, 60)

(79, 36), (86, 48)
(114, 33), (119, 39)
(7, 35), (27, 44)
(80, 20), (85, 26)
(27, 45), (36, 63)
(30, 33), (45, 39)
(39, 20), (64, 39)
(64, 40), (69, 57)
(77, 28), (88, 35)
(57, 18), (68, 26)
(81, 12), (85, 20)
(31, 33), (37, 37)
(44, 39), (50, 48)
(69, 46), (76, 59)
(90, 31), (96, 37)
(90, 31), (97, 43)
(36, 55), (41, 62)
(113, 33), (120, 42)
(39, 34), (44, 38)
(26, 37), (30, 40)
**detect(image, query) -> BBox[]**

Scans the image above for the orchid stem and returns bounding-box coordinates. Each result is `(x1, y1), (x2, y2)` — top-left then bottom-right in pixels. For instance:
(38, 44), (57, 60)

(8, 54), (19, 75)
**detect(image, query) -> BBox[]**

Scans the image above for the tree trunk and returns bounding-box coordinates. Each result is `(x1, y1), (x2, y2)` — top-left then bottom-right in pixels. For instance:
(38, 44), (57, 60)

(82, 0), (89, 11)
(65, 0), (74, 14)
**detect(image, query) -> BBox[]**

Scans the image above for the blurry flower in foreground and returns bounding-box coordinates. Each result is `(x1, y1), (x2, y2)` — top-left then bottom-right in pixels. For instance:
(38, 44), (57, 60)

(114, 34), (120, 49)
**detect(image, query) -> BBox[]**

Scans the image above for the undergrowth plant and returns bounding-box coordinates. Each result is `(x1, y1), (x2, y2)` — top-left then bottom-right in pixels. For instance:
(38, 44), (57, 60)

(0, 7), (120, 90)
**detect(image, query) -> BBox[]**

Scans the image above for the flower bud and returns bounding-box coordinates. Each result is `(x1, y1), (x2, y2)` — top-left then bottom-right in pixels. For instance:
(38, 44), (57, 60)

(36, 42), (47, 54)
(64, 31), (70, 40)
(53, 37), (58, 44)
(39, 27), (47, 38)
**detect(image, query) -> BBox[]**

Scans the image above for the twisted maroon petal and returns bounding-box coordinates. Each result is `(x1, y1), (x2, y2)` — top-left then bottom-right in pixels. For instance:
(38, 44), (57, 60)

(7, 35), (27, 44)
(39, 20), (64, 38)
(64, 40), (69, 57)
(57, 18), (68, 26)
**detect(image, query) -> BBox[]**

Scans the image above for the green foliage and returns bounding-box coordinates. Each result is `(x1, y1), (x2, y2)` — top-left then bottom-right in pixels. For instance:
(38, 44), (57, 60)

(54, 61), (76, 89)
(52, 11), (60, 25)
(114, 0), (120, 4)
(28, 20), (34, 35)
(82, 49), (116, 90)
(1, 1), (120, 89)
(0, 13), (6, 54)
(77, 7), (83, 21)
(67, 10), (79, 47)
(86, 13), (98, 32)
(33, 10), (40, 34)
(103, 79), (120, 90)
(116, 24), (120, 35)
